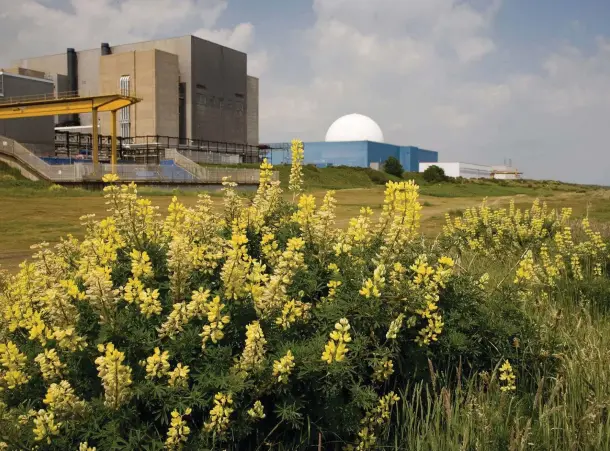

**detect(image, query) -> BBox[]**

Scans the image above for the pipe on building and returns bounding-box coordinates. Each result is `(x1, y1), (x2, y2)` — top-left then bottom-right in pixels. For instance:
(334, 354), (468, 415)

(66, 48), (79, 125)
(101, 43), (111, 56)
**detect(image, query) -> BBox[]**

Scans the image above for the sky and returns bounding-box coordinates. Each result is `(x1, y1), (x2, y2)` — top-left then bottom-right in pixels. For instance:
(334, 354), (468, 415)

(0, 0), (609, 184)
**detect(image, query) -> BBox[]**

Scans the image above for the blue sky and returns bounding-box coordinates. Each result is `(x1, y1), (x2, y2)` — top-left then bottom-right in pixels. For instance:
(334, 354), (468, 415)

(1, 0), (609, 184)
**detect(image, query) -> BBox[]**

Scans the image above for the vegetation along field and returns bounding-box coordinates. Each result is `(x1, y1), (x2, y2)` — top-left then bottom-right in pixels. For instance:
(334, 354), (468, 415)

(1, 144), (610, 449)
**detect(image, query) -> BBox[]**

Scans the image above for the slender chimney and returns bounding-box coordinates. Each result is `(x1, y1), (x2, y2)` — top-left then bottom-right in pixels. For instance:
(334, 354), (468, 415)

(66, 48), (79, 125)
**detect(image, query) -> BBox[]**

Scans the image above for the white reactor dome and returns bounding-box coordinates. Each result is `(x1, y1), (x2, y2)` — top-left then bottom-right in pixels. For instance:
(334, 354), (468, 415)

(325, 113), (385, 143)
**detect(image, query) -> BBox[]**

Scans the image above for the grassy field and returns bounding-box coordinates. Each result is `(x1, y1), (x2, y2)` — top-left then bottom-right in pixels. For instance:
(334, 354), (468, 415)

(1, 161), (609, 271)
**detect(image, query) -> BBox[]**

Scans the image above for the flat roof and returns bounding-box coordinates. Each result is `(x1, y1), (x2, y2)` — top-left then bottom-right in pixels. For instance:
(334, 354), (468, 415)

(0, 71), (54, 84)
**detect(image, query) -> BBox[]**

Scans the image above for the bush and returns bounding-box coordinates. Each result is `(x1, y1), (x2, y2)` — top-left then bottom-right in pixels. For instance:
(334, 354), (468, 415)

(423, 165), (447, 183)
(0, 163), (607, 450)
(383, 156), (404, 178)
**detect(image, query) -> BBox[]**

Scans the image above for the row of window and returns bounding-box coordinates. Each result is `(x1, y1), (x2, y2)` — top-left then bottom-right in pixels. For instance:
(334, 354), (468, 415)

(119, 76), (131, 138)
(114, 76), (247, 138)
(196, 93), (244, 111)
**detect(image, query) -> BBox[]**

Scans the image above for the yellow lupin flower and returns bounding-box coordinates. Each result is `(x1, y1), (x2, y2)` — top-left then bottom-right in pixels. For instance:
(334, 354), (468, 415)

(204, 393), (234, 435)
(236, 321), (267, 374)
(168, 363), (190, 388)
(129, 249), (153, 279)
(247, 400), (265, 420)
(79, 442), (97, 451)
(95, 343), (133, 409)
(272, 350), (295, 383)
(322, 318), (351, 364)
(0, 341), (29, 389)
(165, 408), (192, 450)
(143, 347), (171, 380)
(499, 360), (517, 392)
(32, 409), (62, 444)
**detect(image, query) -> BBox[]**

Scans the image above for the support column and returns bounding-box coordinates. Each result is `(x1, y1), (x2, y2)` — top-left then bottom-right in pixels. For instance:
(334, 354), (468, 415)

(111, 110), (117, 172)
(92, 107), (99, 166)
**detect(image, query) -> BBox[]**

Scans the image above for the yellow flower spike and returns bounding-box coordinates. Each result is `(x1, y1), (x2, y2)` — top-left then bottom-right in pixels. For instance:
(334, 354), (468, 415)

(168, 364), (190, 388)
(165, 407), (192, 450)
(247, 400), (265, 420)
(272, 350), (295, 383)
(94, 343), (133, 409)
(144, 347), (171, 380)
(32, 409), (62, 444)
(101, 173), (120, 183)
(204, 393), (234, 435)
(322, 318), (351, 364)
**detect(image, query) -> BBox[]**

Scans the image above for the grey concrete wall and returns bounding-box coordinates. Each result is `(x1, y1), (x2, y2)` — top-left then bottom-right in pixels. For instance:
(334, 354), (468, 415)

(0, 74), (55, 155)
(246, 76), (259, 145)
(191, 36), (247, 143)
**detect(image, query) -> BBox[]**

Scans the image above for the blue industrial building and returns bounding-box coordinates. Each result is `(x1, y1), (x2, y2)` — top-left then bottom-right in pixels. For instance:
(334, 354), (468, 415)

(266, 141), (438, 172)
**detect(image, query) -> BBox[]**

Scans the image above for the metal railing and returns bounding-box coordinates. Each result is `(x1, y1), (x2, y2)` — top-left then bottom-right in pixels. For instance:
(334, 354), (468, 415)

(0, 136), (78, 181)
(166, 149), (277, 184)
(0, 135), (274, 185)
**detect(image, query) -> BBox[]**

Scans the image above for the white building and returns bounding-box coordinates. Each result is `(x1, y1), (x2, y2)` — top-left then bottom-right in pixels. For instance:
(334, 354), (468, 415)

(419, 162), (493, 179)
(419, 162), (522, 180)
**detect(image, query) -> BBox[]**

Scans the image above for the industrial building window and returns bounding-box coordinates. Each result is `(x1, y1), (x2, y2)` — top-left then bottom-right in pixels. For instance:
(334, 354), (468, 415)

(119, 76), (131, 138)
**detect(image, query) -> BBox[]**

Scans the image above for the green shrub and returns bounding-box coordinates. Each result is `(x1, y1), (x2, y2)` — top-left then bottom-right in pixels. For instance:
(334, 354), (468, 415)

(383, 157), (404, 178)
(423, 165), (447, 183)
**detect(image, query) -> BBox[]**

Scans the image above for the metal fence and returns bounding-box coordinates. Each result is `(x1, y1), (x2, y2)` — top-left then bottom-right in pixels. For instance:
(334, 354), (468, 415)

(0, 135), (276, 185)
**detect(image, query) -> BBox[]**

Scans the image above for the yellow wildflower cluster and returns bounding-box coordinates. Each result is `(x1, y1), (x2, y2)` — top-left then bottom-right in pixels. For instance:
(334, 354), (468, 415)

(360, 264), (386, 299)
(408, 256), (454, 346)
(43, 380), (87, 418)
(499, 360), (517, 392)
(79, 442), (97, 451)
(275, 299), (311, 329)
(32, 409), (62, 444)
(377, 181), (422, 261)
(254, 237), (306, 316)
(335, 207), (375, 256)
(355, 392), (400, 450)
(292, 192), (338, 246)
(514, 250), (537, 285)
(168, 363), (190, 388)
(95, 343), (133, 409)
(0, 341), (29, 390)
(322, 318), (352, 364)
(35, 348), (65, 381)
(165, 408), (192, 450)
(200, 295), (231, 349)
(204, 392), (234, 435)
(289, 139), (305, 196)
(130, 249), (153, 279)
(221, 226), (252, 300)
(272, 350), (295, 383)
(158, 288), (210, 339)
(144, 347), (171, 380)
(247, 400), (265, 420)
(372, 358), (394, 382)
(444, 199), (566, 255)
(386, 314), (405, 340)
(236, 321), (267, 374)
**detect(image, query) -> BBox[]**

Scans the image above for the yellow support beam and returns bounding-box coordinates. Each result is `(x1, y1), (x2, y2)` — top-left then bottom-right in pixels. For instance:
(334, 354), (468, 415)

(92, 107), (99, 166)
(111, 110), (117, 171)
(0, 94), (140, 120)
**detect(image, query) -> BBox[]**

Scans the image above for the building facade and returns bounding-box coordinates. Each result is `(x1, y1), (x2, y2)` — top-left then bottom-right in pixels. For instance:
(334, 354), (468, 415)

(11, 35), (259, 145)
(0, 70), (55, 154)
(419, 162), (522, 179)
(267, 141), (438, 172)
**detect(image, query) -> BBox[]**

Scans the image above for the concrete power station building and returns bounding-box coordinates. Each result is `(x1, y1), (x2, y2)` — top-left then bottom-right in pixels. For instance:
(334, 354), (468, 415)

(8, 35), (259, 148)
(267, 114), (438, 172)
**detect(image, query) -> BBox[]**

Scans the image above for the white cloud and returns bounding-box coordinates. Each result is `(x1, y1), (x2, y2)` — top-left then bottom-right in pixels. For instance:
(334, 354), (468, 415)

(259, 0), (610, 184)
(0, 0), (244, 62)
